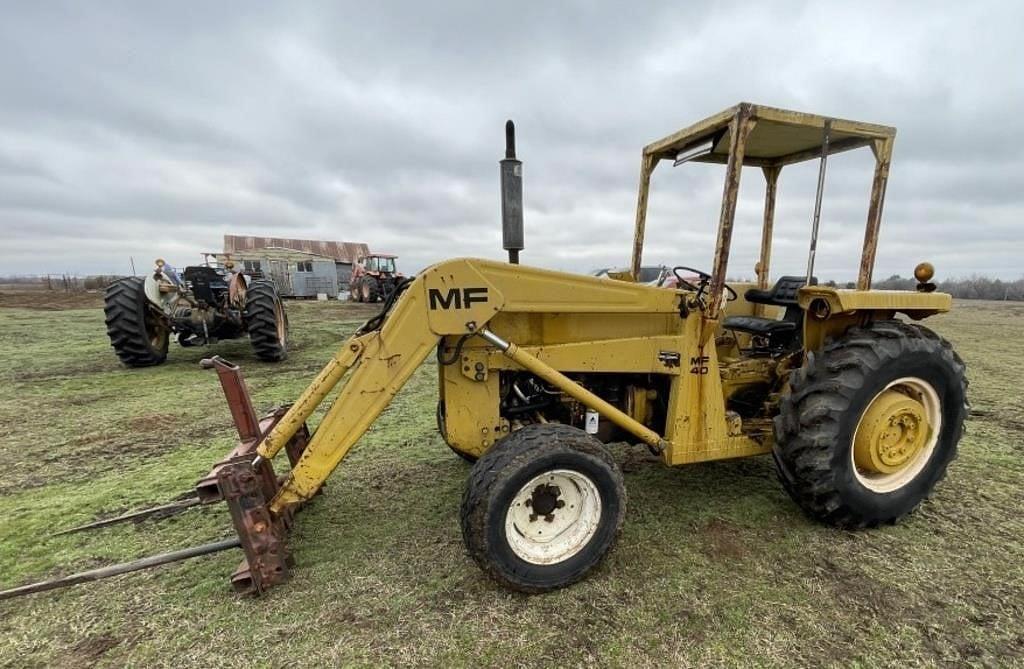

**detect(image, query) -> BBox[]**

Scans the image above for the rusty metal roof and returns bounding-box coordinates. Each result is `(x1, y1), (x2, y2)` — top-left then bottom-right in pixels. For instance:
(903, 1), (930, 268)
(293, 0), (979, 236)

(223, 235), (370, 263)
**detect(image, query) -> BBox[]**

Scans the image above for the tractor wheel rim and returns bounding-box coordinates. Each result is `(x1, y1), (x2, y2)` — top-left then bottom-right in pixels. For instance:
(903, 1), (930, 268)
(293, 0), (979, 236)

(852, 376), (941, 493)
(504, 469), (601, 565)
(145, 307), (167, 349)
(274, 301), (286, 344)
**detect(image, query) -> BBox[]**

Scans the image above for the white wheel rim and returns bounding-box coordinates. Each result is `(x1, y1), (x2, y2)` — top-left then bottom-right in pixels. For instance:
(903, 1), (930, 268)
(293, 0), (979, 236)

(504, 469), (602, 565)
(851, 376), (942, 493)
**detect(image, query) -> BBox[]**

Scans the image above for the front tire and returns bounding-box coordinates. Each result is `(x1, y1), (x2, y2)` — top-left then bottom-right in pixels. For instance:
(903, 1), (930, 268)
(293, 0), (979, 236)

(774, 320), (967, 528)
(245, 280), (288, 361)
(103, 277), (169, 367)
(362, 279), (381, 303)
(461, 424), (625, 593)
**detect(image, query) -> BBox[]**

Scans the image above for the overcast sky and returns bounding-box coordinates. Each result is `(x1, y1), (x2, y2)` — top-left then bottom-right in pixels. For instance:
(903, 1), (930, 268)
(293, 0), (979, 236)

(1, 1), (1021, 281)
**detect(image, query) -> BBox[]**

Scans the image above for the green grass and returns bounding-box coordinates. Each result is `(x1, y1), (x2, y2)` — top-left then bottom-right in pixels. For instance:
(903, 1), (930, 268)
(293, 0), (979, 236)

(0, 298), (1022, 667)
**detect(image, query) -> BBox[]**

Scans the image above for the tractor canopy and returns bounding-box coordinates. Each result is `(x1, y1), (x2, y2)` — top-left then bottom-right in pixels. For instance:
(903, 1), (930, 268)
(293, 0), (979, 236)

(642, 103), (894, 168)
(630, 102), (898, 318)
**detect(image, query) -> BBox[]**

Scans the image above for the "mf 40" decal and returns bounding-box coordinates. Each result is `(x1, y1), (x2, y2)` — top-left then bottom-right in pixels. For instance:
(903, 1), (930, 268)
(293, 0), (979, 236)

(690, 355), (710, 375)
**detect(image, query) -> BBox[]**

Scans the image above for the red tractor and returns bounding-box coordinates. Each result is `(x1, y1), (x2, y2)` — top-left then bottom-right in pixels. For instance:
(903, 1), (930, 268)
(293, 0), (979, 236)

(349, 253), (402, 302)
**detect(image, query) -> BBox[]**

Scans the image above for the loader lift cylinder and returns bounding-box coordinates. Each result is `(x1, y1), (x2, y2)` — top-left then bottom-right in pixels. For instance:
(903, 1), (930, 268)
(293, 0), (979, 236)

(500, 120), (524, 264)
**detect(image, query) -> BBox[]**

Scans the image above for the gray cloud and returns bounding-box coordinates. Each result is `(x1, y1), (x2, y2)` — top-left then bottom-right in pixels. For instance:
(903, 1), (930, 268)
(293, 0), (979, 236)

(1, 1), (1021, 280)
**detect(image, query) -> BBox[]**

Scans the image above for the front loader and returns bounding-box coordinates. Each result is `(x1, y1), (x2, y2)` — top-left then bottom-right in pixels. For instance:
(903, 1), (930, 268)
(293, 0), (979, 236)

(4, 104), (967, 600)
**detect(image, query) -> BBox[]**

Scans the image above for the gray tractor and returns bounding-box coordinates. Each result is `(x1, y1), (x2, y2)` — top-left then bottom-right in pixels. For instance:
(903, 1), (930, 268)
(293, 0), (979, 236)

(104, 259), (288, 367)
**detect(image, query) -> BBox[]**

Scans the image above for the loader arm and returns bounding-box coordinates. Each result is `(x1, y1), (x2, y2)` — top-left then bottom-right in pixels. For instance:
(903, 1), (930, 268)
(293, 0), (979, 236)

(261, 258), (508, 512)
(264, 282), (441, 511)
(255, 257), (682, 514)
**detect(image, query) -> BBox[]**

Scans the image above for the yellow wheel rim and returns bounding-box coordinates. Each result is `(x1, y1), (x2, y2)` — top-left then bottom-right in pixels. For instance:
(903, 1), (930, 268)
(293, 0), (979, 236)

(852, 377), (941, 493)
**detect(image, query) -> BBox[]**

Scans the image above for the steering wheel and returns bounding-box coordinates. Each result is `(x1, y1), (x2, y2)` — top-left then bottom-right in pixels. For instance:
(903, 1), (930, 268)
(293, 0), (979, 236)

(671, 266), (738, 302)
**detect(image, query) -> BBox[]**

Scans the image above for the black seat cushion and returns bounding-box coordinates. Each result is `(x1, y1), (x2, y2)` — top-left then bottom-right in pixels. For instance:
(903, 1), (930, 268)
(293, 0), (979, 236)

(722, 315), (797, 336)
(744, 275), (817, 307)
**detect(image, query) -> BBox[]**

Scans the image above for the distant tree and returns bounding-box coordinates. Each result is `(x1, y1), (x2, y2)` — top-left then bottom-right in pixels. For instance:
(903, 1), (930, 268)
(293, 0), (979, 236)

(867, 274), (1024, 301)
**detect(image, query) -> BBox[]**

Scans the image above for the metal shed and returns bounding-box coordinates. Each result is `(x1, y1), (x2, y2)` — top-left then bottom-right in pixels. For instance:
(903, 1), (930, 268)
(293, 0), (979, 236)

(216, 247), (338, 298)
(223, 235), (370, 291)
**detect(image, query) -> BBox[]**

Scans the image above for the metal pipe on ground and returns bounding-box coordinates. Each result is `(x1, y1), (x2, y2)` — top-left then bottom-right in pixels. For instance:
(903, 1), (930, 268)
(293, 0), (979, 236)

(52, 497), (200, 536)
(0, 538), (241, 601)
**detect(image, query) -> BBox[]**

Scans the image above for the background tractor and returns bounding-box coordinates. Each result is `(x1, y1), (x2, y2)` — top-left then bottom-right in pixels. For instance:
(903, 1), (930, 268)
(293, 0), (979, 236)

(349, 253), (402, 303)
(103, 259), (288, 367)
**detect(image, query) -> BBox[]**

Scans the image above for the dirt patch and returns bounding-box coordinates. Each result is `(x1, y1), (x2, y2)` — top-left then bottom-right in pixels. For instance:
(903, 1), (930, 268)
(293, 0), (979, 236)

(976, 412), (1024, 439)
(67, 634), (122, 666)
(12, 360), (114, 383)
(699, 517), (748, 559)
(126, 413), (181, 432)
(814, 555), (899, 614)
(617, 444), (661, 473)
(0, 289), (104, 311)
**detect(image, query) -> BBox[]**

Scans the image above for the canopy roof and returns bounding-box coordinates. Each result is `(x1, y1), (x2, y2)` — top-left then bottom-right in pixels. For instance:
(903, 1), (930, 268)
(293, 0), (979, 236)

(643, 103), (895, 168)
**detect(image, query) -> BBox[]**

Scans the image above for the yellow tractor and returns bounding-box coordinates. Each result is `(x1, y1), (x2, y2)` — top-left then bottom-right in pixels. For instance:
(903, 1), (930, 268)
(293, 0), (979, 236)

(186, 104), (966, 595)
(5, 104), (961, 603)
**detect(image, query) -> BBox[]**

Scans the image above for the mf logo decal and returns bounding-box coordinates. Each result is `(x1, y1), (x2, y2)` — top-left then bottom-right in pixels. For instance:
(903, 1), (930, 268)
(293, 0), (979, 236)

(428, 287), (489, 310)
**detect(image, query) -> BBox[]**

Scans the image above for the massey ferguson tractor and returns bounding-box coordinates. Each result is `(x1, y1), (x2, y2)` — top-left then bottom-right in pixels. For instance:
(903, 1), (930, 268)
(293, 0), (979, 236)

(103, 259), (288, 367)
(349, 253), (402, 302)
(7, 106), (968, 602)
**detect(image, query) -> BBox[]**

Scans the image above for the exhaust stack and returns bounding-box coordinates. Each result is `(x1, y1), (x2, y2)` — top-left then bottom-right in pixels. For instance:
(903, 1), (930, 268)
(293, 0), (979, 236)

(500, 120), (524, 264)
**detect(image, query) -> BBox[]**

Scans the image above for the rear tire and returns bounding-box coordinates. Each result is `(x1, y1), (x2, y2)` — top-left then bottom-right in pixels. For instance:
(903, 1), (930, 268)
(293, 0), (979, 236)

(245, 280), (288, 361)
(774, 320), (967, 528)
(362, 279), (380, 303)
(461, 424), (625, 593)
(104, 277), (169, 367)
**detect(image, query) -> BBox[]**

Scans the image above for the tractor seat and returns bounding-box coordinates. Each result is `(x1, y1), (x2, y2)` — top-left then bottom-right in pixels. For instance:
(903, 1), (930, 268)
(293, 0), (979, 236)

(720, 315), (797, 336)
(742, 275), (817, 307)
(722, 275), (817, 347)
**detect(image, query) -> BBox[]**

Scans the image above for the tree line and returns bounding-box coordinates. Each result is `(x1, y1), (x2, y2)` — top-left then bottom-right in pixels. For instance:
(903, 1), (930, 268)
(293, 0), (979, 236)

(866, 275), (1024, 301)
(3, 272), (1023, 301)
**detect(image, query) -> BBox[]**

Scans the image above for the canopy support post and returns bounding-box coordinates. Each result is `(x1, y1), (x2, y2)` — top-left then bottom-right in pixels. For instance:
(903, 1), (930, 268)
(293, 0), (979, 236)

(805, 120), (832, 285)
(857, 138), (893, 290)
(630, 153), (657, 281)
(756, 165), (781, 316)
(707, 104), (756, 320)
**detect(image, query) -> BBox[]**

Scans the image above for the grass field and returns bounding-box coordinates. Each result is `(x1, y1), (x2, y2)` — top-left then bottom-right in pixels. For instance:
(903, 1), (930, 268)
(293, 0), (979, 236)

(0, 293), (1022, 667)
